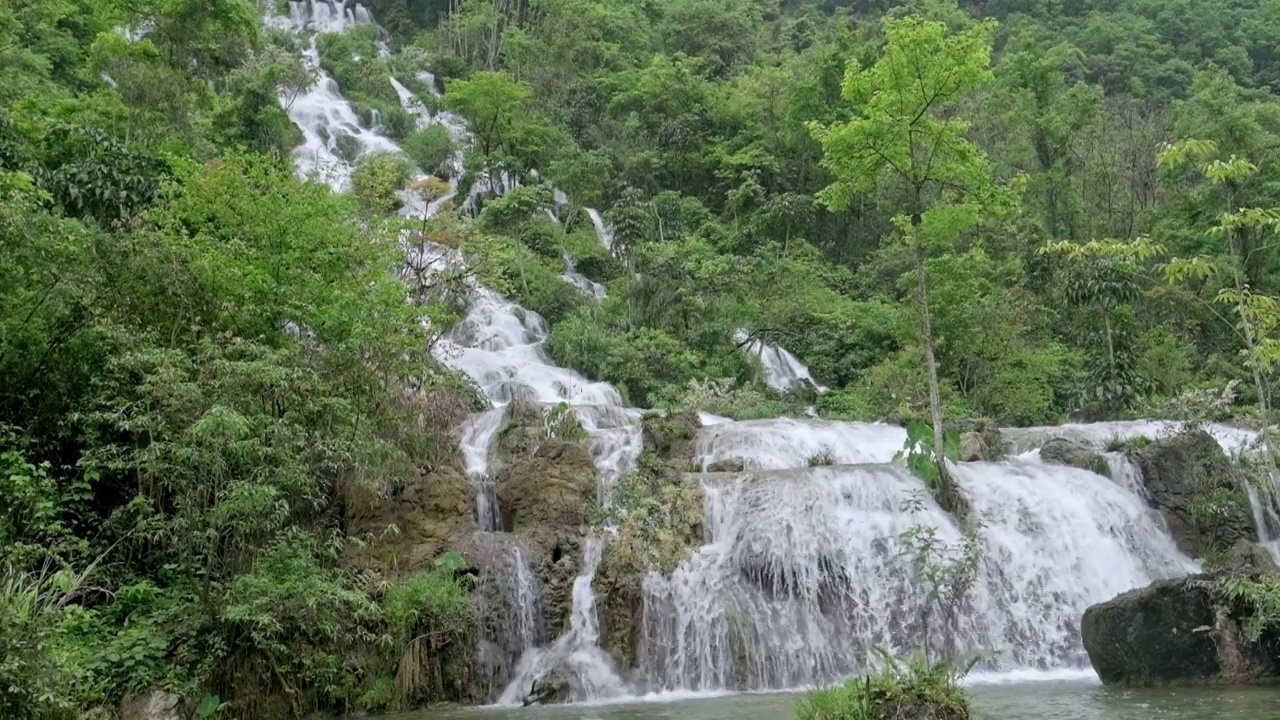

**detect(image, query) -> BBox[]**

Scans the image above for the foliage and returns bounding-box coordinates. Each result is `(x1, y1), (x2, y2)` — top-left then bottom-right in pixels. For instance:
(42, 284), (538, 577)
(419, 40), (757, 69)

(402, 124), (455, 177)
(352, 152), (412, 215)
(795, 653), (971, 720)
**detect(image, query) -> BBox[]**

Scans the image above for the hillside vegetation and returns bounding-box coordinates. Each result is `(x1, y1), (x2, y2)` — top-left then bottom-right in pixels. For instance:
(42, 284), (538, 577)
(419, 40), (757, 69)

(5, 0), (1280, 716)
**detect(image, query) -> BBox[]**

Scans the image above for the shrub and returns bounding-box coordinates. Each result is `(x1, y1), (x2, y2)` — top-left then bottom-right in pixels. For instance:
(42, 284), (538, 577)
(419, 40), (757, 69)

(795, 655), (971, 720)
(351, 152), (411, 215)
(402, 125), (454, 177)
(808, 448), (836, 467)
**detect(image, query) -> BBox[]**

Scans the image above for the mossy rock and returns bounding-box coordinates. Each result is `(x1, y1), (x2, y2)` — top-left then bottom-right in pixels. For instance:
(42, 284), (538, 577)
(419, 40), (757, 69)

(641, 410), (701, 466)
(339, 464), (476, 575)
(1039, 438), (1110, 476)
(499, 438), (596, 636)
(1134, 430), (1257, 557)
(1082, 575), (1280, 686)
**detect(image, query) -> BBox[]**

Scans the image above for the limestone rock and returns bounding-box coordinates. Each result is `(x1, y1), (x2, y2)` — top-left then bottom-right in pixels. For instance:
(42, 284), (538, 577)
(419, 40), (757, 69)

(641, 410), (701, 465)
(1040, 438), (1109, 476)
(339, 464), (476, 574)
(1082, 575), (1280, 685)
(1134, 430), (1256, 557)
(959, 432), (987, 462)
(499, 438), (595, 636)
(705, 458), (747, 472)
(119, 692), (187, 720)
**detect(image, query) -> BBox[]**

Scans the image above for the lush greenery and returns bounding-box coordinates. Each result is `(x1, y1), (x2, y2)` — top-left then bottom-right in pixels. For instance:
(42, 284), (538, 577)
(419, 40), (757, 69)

(795, 655), (971, 720)
(13, 0), (1280, 714)
(0, 0), (479, 716)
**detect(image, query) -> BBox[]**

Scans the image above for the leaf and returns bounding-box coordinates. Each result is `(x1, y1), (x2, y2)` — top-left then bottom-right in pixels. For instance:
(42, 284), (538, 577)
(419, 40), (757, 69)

(197, 694), (224, 718)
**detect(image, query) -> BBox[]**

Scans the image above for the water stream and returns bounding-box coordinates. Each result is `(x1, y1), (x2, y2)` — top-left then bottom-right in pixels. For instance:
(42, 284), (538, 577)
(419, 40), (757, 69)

(270, 1), (1261, 710)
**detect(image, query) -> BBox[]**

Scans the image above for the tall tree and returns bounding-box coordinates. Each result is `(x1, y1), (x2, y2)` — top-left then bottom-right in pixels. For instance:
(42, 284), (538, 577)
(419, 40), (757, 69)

(809, 14), (1002, 510)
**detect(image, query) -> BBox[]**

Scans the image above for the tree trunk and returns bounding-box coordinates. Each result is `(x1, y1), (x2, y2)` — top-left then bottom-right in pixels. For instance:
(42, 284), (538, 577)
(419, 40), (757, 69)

(915, 246), (946, 468)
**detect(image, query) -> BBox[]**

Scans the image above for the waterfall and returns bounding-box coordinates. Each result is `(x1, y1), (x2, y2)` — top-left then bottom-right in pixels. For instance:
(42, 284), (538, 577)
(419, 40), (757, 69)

(266, 0), (1211, 705)
(640, 454), (1195, 691)
(267, 0), (634, 701)
(733, 329), (829, 393)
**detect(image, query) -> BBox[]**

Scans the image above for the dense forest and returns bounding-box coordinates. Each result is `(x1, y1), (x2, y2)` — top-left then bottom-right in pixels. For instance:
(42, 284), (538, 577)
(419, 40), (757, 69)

(6, 0), (1280, 716)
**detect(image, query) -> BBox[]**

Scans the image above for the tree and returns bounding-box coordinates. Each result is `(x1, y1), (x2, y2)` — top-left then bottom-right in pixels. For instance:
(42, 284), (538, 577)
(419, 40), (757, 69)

(809, 14), (1003, 512)
(443, 70), (547, 171)
(1159, 139), (1280, 519)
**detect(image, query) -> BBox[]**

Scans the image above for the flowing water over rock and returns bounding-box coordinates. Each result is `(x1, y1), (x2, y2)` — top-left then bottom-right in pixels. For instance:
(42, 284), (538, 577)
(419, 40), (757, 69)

(640, 458), (1194, 692)
(271, 1), (1221, 706)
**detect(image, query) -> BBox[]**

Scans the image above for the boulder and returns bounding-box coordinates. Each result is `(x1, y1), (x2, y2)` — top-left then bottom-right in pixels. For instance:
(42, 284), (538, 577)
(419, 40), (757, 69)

(1134, 430), (1256, 557)
(1082, 575), (1280, 685)
(705, 458), (747, 473)
(1040, 438), (1109, 476)
(641, 411), (701, 465)
(1225, 541), (1280, 576)
(522, 668), (572, 706)
(120, 692), (188, 720)
(958, 432), (987, 462)
(945, 418), (1005, 459)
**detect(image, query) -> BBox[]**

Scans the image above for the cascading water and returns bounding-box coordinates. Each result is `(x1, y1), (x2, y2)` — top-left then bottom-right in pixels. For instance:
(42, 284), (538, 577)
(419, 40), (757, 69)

(641, 453), (1195, 691)
(268, 0), (1216, 705)
(733, 329), (828, 393)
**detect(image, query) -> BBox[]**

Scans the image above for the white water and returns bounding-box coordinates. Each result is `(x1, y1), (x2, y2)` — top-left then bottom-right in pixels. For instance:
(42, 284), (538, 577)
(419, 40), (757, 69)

(641, 459), (1194, 691)
(586, 209), (615, 251)
(733, 329), (828, 393)
(498, 537), (629, 704)
(1002, 420), (1258, 455)
(694, 417), (906, 470)
(269, 1), (1210, 705)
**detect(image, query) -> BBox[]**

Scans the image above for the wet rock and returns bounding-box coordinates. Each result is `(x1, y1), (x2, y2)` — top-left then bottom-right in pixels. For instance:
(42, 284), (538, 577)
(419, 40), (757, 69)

(642, 410), (701, 465)
(522, 668), (573, 706)
(1225, 540), (1280, 575)
(461, 533), (546, 699)
(499, 439), (595, 533)
(499, 438), (595, 636)
(1040, 438), (1109, 476)
(706, 458), (747, 472)
(119, 692), (188, 720)
(1082, 575), (1280, 686)
(1134, 430), (1256, 557)
(492, 400), (547, 474)
(959, 432), (987, 462)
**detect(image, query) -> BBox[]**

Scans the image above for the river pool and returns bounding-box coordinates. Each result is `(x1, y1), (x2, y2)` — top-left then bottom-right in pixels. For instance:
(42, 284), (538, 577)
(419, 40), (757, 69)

(417, 674), (1280, 720)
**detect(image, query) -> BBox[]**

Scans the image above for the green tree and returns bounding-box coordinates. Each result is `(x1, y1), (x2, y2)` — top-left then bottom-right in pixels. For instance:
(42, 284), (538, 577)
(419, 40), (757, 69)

(809, 14), (1003, 511)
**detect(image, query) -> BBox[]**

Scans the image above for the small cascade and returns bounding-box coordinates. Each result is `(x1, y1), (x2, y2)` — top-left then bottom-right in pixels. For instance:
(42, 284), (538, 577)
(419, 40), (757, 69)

(586, 208), (615, 251)
(498, 537), (629, 704)
(471, 535), (545, 699)
(560, 253), (607, 299)
(733, 329), (828, 393)
(641, 460), (1194, 691)
(694, 417), (906, 470)
(1102, 451), (1150, 499)
(270, 0), (400, 192)
(1002, 420), (1257, 455)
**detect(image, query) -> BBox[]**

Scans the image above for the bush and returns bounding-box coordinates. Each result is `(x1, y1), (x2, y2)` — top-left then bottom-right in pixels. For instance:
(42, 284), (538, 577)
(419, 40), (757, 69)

(351, 152), (411, 215)
(795, 656), (971, 720)
(402, 125), (454, 176)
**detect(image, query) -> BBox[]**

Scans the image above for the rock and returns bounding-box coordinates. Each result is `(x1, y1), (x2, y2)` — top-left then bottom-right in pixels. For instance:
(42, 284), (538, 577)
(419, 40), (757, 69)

(945, 418), (1006, 458)
(705, 458), (746, 472)
(1082, 575), (1280, 685)
(492, 400), (548, 474)
(522, 669), (572, 706)
(959, 432), (987, 462)
(499, 439), (595, 534)
(1040, 438), (1110, 476)
(1134, 430), (1257, 557)
(641, 411), (701, 465)
(120, 692), (187, 720)
(1225, 540), (1280, 575)
(499, 438), (596, 636)
(339, 464), (476, 574)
